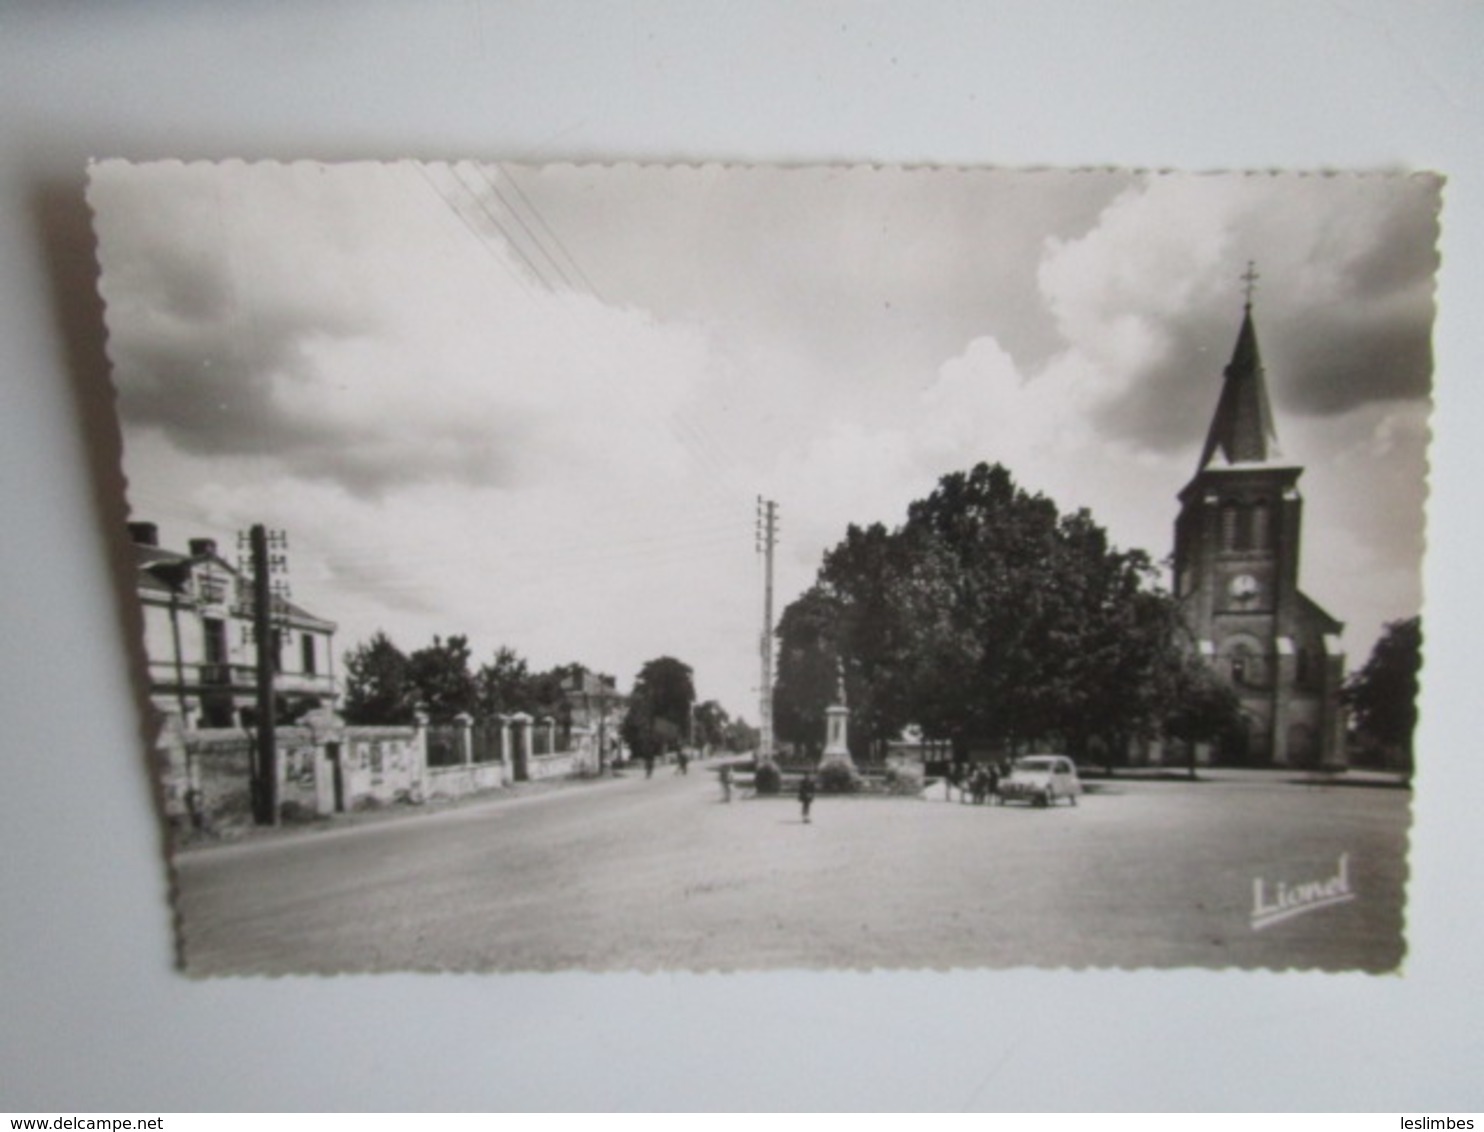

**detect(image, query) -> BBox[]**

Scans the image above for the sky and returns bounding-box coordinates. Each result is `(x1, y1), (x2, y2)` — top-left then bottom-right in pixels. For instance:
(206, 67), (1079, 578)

(88, 161), (1439, 721)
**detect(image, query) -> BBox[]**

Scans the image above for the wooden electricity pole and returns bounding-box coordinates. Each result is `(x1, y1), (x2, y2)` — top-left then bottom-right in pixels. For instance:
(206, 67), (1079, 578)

(756, 497), (778, 762)
(249, 524), (278, 825)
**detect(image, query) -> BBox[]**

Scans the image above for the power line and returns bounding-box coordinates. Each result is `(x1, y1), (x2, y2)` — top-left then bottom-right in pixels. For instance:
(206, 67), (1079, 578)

(470, 164), (578, 294)
(414, 163), (536, 299)
(494, 164), (605, 302)
(445, 162), (556, 291)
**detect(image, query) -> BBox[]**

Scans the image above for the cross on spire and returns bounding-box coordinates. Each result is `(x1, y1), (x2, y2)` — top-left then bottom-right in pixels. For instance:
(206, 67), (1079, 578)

(1240, 260), (1260, 308)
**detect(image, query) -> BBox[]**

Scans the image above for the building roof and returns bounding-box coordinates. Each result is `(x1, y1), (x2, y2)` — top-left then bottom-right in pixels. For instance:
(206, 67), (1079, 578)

(131, 530), (335, 631)
(1197, 304), (1281, 471)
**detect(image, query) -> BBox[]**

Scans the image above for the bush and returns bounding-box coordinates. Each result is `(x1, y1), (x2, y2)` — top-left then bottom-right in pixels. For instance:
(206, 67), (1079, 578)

(818, 760), (862, 795)
(881, 763), (925, 796)
(753, 759), (782, 795)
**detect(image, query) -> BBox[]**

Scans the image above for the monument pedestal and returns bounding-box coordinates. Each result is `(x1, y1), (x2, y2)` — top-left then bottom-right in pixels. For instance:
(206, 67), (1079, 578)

(819, 703), (855, 769)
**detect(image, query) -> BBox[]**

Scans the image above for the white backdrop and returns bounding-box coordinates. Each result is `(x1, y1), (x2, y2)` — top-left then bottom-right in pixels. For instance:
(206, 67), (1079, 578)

(1, 1), (1480, 1111)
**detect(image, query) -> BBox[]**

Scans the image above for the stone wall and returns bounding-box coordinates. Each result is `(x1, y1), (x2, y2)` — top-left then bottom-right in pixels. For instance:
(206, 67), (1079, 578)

(156, 714), (527, 834)
(339, 726), (425, 810)
(425, 762), (505, 799)
(526, 752), (577, 780)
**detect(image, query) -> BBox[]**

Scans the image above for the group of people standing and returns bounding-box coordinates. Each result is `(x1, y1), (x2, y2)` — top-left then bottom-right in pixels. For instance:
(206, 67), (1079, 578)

(951, 761), (1006, 805)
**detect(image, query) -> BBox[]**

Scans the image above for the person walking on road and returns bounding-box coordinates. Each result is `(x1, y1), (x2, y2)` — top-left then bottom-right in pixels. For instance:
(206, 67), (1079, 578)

(798, 772), (816, 824)
(719, 764), (733, 803)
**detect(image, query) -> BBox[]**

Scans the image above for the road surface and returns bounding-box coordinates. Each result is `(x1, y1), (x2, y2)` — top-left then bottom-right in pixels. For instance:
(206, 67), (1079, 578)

(174, 764), (1408, 974)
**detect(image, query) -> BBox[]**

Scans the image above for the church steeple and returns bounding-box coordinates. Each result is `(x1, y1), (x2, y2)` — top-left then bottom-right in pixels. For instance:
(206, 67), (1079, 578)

(1197, 265), (1280, 470)
(1171, 263), (1346, 771)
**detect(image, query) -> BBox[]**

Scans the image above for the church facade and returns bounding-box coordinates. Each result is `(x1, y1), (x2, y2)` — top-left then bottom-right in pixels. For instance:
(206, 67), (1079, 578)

(1171, 299), (1347, 768)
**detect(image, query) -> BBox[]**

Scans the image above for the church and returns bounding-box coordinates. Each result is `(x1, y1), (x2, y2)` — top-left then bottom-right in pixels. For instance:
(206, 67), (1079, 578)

(1170, 281), (1348, 768)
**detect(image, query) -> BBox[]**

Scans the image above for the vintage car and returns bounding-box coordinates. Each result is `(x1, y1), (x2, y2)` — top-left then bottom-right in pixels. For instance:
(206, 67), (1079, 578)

(996, 754), (1082, 807)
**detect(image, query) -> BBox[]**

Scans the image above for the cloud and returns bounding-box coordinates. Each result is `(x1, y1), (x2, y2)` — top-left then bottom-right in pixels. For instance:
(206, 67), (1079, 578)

(92, 162), (715, 500)
(1034, 173), (1441, 456)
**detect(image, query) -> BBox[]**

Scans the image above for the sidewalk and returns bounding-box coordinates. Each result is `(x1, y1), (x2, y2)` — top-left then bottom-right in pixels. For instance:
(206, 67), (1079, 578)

(172, 767), (641, 855)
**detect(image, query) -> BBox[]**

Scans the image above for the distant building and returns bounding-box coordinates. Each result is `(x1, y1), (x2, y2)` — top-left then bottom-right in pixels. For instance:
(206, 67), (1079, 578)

(561, 670), (626, 762)
(130, 521), (338, 730)
(1171, 300), (1346, 767)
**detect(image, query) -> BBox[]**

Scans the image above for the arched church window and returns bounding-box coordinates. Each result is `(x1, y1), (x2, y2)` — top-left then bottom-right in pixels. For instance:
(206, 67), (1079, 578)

(1220, 503), (1239, 550)
(1250, 501), (1271, 550)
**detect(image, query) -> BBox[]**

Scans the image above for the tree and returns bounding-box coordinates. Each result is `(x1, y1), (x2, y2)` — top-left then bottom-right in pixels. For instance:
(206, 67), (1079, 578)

(407, 634), (477, 722)
(622, 656), (696, 760)
(342, 631), (415, 724)
(527, 662), (588, 730)
(772, 586), (842, 759)
(814, 521), (917, 757)
(795, 461), (1201, 764)
(476, 646), (531, 716)
(721, 715), (759, 752)
(1344, 616), (1422, 770)
(1161, 646), (1244, 778)
(693, 699), (730, 750)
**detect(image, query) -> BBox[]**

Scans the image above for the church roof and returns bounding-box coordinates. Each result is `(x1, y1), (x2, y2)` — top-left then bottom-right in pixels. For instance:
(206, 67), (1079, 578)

(1197, 304), (1280, 470)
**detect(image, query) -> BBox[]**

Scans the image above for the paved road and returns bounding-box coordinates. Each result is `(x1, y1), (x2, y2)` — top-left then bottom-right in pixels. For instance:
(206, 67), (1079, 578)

(174, 765), (1408, 974)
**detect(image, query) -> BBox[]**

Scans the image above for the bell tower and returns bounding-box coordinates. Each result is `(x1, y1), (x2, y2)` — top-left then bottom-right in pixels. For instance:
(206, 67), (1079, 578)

(1172, 265), (1346, 767)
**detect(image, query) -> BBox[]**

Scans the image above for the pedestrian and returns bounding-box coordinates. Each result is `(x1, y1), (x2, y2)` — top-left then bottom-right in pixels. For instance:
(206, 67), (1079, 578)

(798, 772), (816, 824)
(676, 748), (690, 775)
(986, 762), (1001, 805)
(719, 764), (733, 803)
(644, 753), (655, 779)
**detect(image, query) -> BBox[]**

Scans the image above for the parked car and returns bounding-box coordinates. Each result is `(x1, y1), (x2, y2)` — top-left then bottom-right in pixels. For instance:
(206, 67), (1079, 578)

(996, 754), (1081, 807)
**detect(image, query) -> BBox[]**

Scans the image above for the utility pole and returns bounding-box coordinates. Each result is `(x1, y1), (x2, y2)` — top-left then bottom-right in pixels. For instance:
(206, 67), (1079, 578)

(240, 524), (290, 826)
(755, 496), (778, 762)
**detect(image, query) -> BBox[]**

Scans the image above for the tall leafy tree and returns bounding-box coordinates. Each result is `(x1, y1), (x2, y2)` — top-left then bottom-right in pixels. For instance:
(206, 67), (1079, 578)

(895, 463), (1071, 756)
(476, 645), (531, 716)
(722, 716), (759, 752)
(1161, 647), (1244, 778)
(772, 585), (842, 758)
(342, 631), (415, 724)
(622, 656), (696, 759)
(407, 634), (477, 722)
(816, 522), (917, 757)
(795, 461), (1201, 763)
(527, 662), (589, 729)
(693, 699), (730, 750)
(1344, 616), (1422, 768)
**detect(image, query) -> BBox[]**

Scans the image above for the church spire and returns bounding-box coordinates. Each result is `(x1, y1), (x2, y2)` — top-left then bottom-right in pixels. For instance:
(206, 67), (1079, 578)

(1197, 263), (1280, 470)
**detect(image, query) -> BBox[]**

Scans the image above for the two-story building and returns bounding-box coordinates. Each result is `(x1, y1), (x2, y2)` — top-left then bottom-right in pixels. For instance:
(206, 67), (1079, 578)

(130, 521), (339, 731)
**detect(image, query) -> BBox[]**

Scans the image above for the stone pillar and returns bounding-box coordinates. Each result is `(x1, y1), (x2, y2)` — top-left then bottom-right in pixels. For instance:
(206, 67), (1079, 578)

(510, 711), (533, 780)
(412, 708), (430, 788)
(455, 712), (474, 766)
(820, 703), (855, 770)
(497, 714), (513, 785)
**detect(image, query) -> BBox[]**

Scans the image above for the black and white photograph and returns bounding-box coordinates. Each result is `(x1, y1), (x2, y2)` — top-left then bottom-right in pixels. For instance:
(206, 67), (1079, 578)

(89, 160), (1435, 976)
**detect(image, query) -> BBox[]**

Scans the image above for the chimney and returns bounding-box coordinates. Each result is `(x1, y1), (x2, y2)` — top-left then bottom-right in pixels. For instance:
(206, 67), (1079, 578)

(188, 538), (218, 559)
(127, 521), (158, 547)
